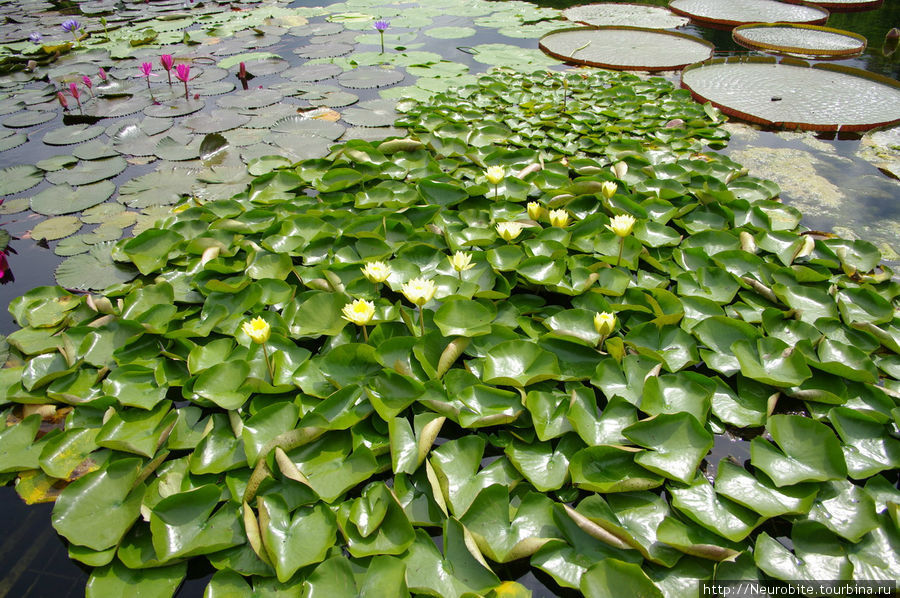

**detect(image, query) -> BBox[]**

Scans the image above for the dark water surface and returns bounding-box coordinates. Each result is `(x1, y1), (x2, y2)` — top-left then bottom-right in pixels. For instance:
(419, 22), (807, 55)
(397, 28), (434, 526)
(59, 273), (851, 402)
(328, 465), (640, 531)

(0, 0), (897, 596)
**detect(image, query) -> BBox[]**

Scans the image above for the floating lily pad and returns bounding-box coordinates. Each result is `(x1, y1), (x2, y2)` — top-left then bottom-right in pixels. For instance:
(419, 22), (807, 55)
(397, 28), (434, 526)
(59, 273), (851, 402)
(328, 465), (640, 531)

(341, 99), (398, 127)
(73, 140), (119, 161)
(668, 0), (829, 28)
(272, 115), (345, 139)
(81, 202), (126, 224)
(282, 63), (344, 82)
(45, 157), (127, 186)
(2, 109), (55, 128)
(0, 130), (26, 151)
(294, 42), (354, 59)
(216, 89), (283, 110)
(84, 95), (153, 119)
(733, 24), (867, 58)
(55, 242), (137, 290)
(338, 67), (405, 89)
(539, 27), (714, 71)
(797, 0), (882, 10)
(562, 3), (690, 29)
(118, 168), (192, 207)
(30, 181), (115, 216)
(42, 124), (105, 146)
(31, 215), (82, 241)
(0, 165), (43, 194)
(182, 109), (251, 134)
(143, 99), (205, 118)
(681, 57), (900, 132)
(469, 43), (561, 69)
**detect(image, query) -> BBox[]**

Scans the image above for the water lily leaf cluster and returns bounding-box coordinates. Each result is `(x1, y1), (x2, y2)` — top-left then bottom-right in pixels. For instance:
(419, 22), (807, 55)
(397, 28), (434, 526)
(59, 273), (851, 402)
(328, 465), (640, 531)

(1, 68), (898, 596)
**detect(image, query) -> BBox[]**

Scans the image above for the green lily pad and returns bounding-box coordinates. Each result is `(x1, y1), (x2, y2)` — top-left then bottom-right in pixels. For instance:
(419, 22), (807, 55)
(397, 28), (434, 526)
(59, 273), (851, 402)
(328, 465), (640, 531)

(30, 181), (115, 216)
(42, 124), (105, 146)
(31, 215), (82, 241)
(0, 164), (43, 195)
(45, 156), (127, 186)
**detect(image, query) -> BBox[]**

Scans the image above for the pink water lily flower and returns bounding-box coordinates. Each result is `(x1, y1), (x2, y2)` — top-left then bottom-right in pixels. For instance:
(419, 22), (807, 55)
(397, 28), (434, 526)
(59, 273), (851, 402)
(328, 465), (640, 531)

(175, 63), (190, 99)
(160, 54), (174, 85)
(82, 75), (93, 97)
(98, 67), (107, 82)
(68, 82), (82, 113)
(57, 91), (68, 110)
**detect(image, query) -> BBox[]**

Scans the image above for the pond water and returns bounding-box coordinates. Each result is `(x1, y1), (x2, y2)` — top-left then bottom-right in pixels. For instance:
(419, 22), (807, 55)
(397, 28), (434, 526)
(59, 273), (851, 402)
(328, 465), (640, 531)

(0, 0), (897, 595)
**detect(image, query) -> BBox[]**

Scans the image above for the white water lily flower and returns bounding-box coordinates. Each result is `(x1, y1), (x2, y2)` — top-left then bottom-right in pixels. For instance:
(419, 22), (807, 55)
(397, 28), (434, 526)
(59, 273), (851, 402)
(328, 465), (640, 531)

(361, 260), (391, 283)
(449, 251), (474, 272)
(496, 222), (525, 241)
(549, 209), (569, 228)
(593, 312), (616, 336)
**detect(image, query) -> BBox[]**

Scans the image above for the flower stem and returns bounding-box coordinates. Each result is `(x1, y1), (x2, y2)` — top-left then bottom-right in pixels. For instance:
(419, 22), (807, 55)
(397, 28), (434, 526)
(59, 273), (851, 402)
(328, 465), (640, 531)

(262, 343), (274, 382)
(380, 31), (384, 54)
(616, 237), (624, 267)
(418, 306), (425, 336)
(362, 325), (369, 343)
(183, 80), (189, 101)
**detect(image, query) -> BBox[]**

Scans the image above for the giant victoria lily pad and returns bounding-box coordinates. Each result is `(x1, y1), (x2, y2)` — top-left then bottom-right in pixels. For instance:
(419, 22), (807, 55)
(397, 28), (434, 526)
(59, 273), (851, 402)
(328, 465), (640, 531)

(668, 0), (829, 28)
(562, 3), (689, 29)
(733, 24), (867, 58)
(681, 57), (900, 131)
(539, 27), (714, 71)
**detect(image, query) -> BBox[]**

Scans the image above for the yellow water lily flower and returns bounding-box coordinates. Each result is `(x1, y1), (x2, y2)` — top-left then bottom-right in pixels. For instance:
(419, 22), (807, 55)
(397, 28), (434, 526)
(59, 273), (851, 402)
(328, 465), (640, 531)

(361, 260), (391, 283)
(486, 165), (505, 185)
(601, 181), (618, 200)
(242, 316), (271, 344)
(401, 277), (436, 306)
(449, 251), (474, 272)
(342, 299), (375, 326)
(527, 201), (542, 220)
(606, 214), (635, 237)
(548, 209), (569, 228)
(496, 222), (524, 241)
(594, 312), (616, 336)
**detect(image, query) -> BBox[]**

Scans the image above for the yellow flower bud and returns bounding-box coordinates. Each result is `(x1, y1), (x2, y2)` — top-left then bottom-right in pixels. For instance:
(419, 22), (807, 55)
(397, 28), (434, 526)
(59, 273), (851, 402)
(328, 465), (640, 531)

(401, 277), (436, 306)
(594, 312), (616, 336)
(611, 161), (628, 180)
(606, 214), (635, 237)
(601, 181), (617, 200)
(527, 201), (542, 221)
(242, 316), (271, 344)
(341, 298), (375, 326)
(449, 251), (474, 272)
(496, 222), (524, 241)
(548, 209), (569, 228)
(361, 260), (391, 283)
(486, 165), (505, 185)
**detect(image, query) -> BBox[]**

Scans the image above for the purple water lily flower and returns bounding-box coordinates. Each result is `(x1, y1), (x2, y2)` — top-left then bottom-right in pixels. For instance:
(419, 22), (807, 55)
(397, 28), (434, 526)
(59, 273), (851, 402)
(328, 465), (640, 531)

(61, 19), (81, 43)
(374, 20), (389, 53)
(29, 32), (42, 43)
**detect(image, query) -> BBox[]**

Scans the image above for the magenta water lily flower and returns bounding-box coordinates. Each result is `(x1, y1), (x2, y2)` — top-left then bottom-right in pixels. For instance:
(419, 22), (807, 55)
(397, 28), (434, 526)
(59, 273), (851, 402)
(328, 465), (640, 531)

(98, 67), (107, 82)
(82, 75), (93, 97)
(175, 63), (190, 100)
(57, 91), (68, 111)
(68, 82), (82, 113)
(160, 54), (174, 85)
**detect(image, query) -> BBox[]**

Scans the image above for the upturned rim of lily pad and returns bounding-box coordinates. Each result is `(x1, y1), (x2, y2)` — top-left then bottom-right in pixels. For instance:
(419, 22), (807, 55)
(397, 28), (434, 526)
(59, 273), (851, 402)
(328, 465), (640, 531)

(732, 23), (867, 58)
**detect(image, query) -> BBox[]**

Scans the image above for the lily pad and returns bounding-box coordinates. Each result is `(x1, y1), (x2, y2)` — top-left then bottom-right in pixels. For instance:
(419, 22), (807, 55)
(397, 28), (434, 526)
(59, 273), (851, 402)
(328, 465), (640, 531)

(562, 3), (689, 29)
(540, 27), (714, 72)
(338, 67), (405, 89)
(45, 156), (127, 186)
(0, 165), (43, 194)
(55, 242), (138, 291)
(31, 216), (82, 241)
(30, 181), (115, 216)
(42, 124), (105, 146)
(733, 24), (867, 58)
(669, 0), (829, 28)
(681, 58), (900, 132)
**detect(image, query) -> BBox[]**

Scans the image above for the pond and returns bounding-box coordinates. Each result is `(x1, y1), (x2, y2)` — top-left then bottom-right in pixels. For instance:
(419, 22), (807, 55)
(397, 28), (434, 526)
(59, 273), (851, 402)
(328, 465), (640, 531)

(0, 0), (897, 596)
